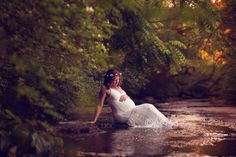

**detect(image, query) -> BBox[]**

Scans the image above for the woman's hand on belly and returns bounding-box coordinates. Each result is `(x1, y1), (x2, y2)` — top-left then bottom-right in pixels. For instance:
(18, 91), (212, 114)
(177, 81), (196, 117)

(119, 94), (130, 102)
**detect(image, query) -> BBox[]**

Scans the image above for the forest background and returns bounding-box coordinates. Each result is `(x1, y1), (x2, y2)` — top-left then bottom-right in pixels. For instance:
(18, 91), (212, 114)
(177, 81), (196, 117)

(0, 0), (236, 156)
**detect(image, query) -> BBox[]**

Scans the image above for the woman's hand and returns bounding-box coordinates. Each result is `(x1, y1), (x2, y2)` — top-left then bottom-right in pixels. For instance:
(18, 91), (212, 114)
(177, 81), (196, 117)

(119, 94), (129, 102)
(89, 120), (96, 124)
(84, 120), (96, 124)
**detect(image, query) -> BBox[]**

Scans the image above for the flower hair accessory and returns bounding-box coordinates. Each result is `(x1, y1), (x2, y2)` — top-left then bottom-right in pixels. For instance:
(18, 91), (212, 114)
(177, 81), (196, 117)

(105, 72), (122, 77)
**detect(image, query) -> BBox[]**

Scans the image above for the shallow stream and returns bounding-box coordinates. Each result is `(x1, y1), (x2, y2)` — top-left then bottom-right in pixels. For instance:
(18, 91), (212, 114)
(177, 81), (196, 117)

(61, 99), (236, 156)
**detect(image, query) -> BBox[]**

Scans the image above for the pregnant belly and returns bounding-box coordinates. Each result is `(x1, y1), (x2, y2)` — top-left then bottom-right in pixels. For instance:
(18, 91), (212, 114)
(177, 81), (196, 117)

(116, 98), (135, 111)
(113, 109), (132, 123)
(124, 98), (135, 108)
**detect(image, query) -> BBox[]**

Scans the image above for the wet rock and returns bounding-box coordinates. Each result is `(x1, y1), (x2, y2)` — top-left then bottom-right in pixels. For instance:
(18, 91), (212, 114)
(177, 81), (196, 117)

(57, 121), (104, 136)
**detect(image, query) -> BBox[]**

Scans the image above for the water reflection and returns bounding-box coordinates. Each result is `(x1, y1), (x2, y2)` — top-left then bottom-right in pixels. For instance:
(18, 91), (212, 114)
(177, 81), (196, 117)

(67, 128), (172, 156)
(110, 128), (170, 156)
(62, 102), (236, 157)
(198, 139), (236, 156)
(64, 123), (236, 157)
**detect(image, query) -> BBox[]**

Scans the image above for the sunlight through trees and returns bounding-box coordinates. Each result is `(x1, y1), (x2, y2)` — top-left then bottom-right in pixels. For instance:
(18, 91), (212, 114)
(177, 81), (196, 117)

(0, 0), (236, 156)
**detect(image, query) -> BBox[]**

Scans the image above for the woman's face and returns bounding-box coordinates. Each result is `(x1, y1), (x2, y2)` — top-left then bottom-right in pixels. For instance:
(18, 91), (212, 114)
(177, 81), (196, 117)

(110, 76), (120, 88)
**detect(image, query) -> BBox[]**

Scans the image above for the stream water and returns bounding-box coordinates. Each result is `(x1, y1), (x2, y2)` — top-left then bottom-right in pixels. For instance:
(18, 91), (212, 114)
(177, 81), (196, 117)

(61, 99), (236, 156)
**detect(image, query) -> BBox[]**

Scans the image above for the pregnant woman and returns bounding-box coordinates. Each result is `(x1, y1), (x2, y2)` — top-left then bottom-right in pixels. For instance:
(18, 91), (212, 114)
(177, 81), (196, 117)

(90, 69), (173, 128)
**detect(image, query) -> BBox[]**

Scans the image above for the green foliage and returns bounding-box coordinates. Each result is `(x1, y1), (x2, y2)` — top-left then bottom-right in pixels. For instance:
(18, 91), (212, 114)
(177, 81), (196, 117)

(31, 131), (63, 154)
(0, 0), (232, 155)
(104, 0), (189, 95)
(0, 123), (63, 156)
(0, 0), (113, 155)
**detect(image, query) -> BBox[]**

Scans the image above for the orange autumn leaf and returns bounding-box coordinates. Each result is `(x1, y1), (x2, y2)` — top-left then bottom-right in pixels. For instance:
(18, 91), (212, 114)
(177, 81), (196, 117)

(199, 49), (210, 60)
(211, 0), (225, 9)
(223, 28), (231, 35)
(214, 50), (223, 61)
(199, 49), (226, 65)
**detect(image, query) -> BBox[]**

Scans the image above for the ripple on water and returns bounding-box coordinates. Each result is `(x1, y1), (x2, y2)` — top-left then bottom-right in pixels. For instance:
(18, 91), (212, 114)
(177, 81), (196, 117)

(62, 102), (236, 157)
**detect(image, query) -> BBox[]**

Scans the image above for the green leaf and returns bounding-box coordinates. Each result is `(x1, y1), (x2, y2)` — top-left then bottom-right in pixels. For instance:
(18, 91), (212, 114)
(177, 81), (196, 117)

(31, 132), (49, 154)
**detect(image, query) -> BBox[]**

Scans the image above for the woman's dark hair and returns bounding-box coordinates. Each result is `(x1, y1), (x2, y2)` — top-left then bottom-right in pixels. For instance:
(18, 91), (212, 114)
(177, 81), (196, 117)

(103, 69), (121, 88)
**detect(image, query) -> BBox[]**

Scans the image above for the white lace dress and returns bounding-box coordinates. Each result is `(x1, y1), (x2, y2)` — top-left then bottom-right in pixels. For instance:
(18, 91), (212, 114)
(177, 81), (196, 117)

(107, 88), (173, 128)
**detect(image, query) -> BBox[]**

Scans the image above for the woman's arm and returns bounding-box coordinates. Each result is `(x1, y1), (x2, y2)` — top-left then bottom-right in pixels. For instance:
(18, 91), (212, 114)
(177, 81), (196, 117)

(90, 86), (107, 123)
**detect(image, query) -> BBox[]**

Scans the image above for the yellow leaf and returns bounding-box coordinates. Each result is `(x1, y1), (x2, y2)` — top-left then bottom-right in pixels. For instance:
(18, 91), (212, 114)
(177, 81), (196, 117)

(214, 50), (223, 61)
(223, 28), (231, 35)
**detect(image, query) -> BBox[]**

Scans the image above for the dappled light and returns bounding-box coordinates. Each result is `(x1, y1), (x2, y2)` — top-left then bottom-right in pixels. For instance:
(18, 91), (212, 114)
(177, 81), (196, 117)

(223, 28), (232, 35)
(199, 49), (226, 65)
(0, 0), (236, 156)
(63, 100), (236, 156)
(211, 0), (225, 9)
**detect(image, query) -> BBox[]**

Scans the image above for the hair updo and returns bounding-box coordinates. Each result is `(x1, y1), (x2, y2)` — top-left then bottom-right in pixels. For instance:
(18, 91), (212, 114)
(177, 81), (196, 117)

(103, 69), (122, 88)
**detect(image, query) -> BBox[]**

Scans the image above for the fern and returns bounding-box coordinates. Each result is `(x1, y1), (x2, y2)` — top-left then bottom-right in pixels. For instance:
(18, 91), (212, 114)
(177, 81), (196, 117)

(167, 40), (187, 49)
